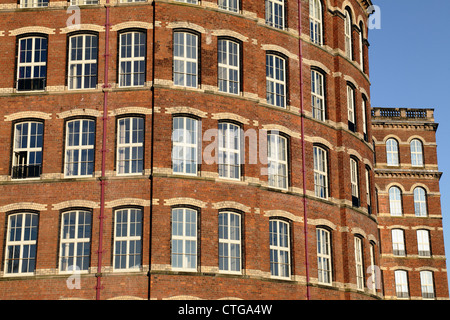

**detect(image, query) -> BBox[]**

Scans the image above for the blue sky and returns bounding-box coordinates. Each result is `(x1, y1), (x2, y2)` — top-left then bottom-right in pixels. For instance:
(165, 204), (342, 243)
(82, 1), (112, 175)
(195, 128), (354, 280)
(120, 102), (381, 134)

(368, 0), (450, 286)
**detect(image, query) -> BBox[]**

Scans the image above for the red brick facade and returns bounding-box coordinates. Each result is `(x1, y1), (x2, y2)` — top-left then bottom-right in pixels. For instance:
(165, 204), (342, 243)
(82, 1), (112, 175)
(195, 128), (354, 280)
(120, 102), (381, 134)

(0, 0), (447, 300)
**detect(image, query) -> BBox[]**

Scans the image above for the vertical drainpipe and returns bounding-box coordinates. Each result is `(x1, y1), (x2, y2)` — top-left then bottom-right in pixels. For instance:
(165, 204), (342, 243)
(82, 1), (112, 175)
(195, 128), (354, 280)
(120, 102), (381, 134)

(297, 0), (310, 300)
(96, 0), (111, 301)
(147, 0), (156, 301)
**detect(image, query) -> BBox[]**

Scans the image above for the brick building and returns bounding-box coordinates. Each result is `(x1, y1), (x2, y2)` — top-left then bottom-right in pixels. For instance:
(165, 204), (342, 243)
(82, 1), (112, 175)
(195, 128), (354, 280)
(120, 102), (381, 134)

(0, 0), (447, 300)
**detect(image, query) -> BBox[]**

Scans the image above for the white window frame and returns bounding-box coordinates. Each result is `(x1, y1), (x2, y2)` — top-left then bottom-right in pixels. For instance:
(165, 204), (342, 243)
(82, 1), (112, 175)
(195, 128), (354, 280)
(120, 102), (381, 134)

(218, 0), (239, 12)
(269, 219), (291, 279)
(359, 24), (364, 68)
(311, 69), (325, 121)
(266, 54), (287, 108)
(117, 117), (144, 175)
(344, 10), (352, 60)
(59, 210), (91, 274)
(218, 212), (242, 274)
(389, 186), (403, 216)
(12, 121), (44, 180)
(265, 0), (285, 30)
(172, 116), (199, 176)
(354, 237), (364, 291)
(410, 139), (424, 167)
(417, 229), (431, 257)
(369, 243), (377, 293)
(70, 0), (99, 5)
(68, 34), (98, 90)
(395, 270), (409, 299)
(309, 0), (323, 45)
(20, 0), (48, 7)
(392, 229), (406, 257)
(171, 208), (198, 271)
(365, 168), (371, 209)
(420, 271), (435, 299)
(218, 122), (241, 180)
(414, 187), (427, 217)
(386, 138), (399, 166)
(362, 98), (368, 140)
(64, 119), (96, 177)
(350, 158), (359, 202)
(313, 146), (328, 199)
(173, 31), (198, 88)
(347, 85), (355, 130)
(175, 0), (198, 3)
(16, 36), (47, 91)
(113, 208), (142, 271)
(119, 31), (146, 87)
(218, 39), (240, 95)
(4, 213), (39, 276)
(267, 133), (288, 190)
(316, 228), (332, 285)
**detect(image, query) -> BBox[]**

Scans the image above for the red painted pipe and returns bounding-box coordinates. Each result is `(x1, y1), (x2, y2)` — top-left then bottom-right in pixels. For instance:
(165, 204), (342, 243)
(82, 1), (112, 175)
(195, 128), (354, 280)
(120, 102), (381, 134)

(96, 0), (110, 300)
(297, 0), (310, 300)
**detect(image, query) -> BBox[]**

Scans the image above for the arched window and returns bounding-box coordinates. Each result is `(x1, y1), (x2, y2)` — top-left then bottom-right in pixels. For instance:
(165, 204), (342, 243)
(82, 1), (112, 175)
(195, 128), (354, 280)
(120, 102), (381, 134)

(266, 53), (287, 108)
(311, 69), (326, 121)
(16, 36), (48, 91)
(420, 271), (435, 299)
(392, 229), (405, 256)
(267, 133), (289, 190)
(173, 31), (199, 88)
(394, 270), (409, 299)
(68, 33), (98, 90)
(218, 122), (242, 180)
(309, 0), (323, 45)
(117, 116), (145, 175)
(386, 138), (399, 166)
(350, 157), (359, 207)
(218, 211), (242, 273)
(354, 236), (364, 290)
(5, 212), (39, 275)
(313, 145), (328, 199)
(410, 139), (424, 166)
(171, 207), (198, 271)
(359, 22), (365, 69)
(218, 38), (240, 95)
(344, 9), (353, 60)
(389, 186), (402, 216)
(316, 227), (332, 285)
(12, 121), (44, 179)
(118, 31), (146, 87)
(64, 119), (96, 177)
(413, 187), (427, 217)
(113, 208), (143, 271)
(60, 210), (92, 273)
(172, 116), (199, 176)
(417, 229), (431, 257)
(269, 219), (291, 278)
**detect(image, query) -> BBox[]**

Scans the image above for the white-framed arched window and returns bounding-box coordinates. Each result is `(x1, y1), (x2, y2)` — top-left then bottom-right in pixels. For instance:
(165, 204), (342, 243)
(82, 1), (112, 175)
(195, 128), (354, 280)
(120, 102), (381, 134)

(309, 0), (323, 45)
(386, 138), (399, 166)
(414, 187), (427, 217)
(344, 9), (353, 60)
(410, 139), (424, 167)
(316, 227), (332, 285)
(394, 270), (409, 299)
(269, 219), (291, 279)
(389, 186), (402, 216)
(218, 211), (242, 274)
(420, 271), (435, 299)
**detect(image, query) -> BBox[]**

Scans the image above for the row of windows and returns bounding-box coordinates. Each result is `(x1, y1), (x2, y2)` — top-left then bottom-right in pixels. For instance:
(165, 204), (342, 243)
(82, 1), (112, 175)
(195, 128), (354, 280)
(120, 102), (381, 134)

(18, 0), (366, 68)
(10, 117), (373, 212)
(15, 30), (367, 122)
(385, 138), (425, 166)
(394, 269), (436, 300)
(4, 210), (438, 298)
(388, 186), (429, 217)
(2, 210), (374, 288)
(391, 229), (433, 258)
